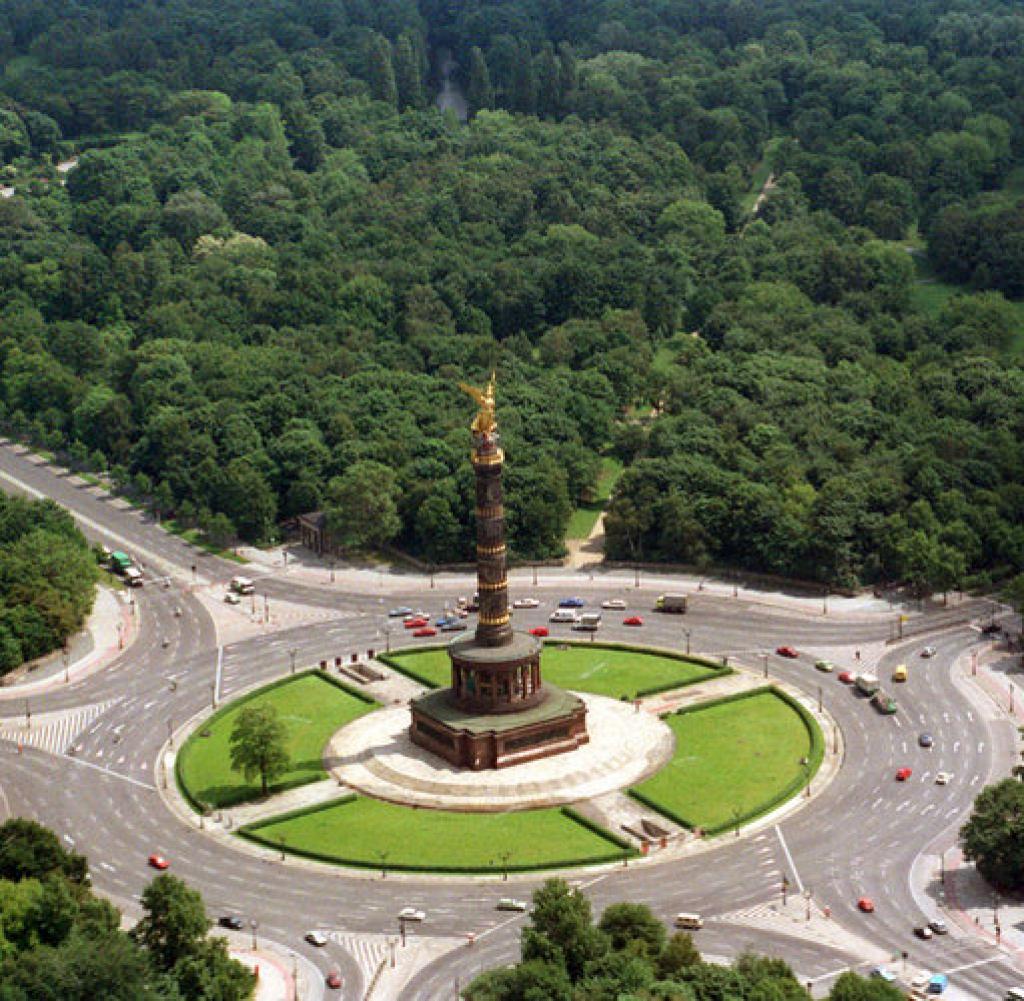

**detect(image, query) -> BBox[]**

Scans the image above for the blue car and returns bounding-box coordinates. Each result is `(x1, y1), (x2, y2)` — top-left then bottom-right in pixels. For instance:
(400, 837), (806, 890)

(558, 597), (585, 608)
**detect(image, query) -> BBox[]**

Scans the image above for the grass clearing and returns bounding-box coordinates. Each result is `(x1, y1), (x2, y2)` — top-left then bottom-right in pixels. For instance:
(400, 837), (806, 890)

(165, 519), (248, 563)
(177, 673), (375, 808)
(631, 690), (815, 832)
(384, 643), (720, 699)
(743, 136), (782, 213)
(566, 456), (623, 540)
(243, 797), (631, 871)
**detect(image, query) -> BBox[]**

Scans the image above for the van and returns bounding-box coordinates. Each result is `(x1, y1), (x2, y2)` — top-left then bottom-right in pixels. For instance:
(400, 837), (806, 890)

(573, 612), (602, 631)
(892, 663), (908, 682)
(229, 576), (255, 595)
(673, 912), (703, 930)
(549, 609), (578, 623)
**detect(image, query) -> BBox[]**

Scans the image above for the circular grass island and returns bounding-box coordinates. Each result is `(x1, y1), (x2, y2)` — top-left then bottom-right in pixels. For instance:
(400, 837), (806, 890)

(174, 642), (823, 874)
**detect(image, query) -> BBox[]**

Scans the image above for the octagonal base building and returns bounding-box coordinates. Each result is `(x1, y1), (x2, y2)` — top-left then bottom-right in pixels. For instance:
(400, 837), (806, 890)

(409, 375), (588, 770)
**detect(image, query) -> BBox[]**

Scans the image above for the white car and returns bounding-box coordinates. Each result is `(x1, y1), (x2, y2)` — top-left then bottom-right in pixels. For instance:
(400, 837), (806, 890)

(399, 907), (425, 922)
(512, 598), (540, 609)
(601, 598), (627, 609)
(224, 592), (240, 605)
(921, 646), (937, 658)
(496, 897), (528, 912)
(911, 971), (930, 990)
(305, 930), (328, 947)
(935, 771), (952, 785)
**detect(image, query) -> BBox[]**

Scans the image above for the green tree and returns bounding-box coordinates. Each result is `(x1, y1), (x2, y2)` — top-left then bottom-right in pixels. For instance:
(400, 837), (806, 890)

(132, 874), (210, 971)
(0, 820), (88, 885)
(228, 704), (289, 797)
(656, 931), (701, 979)
(367, 34), (398, 108)
(324, 461), (401, 551)
(522, 878), (608, 982)
(467, 47), (494, 115)
(394, 33), (424, 110)
(598, 902), (666, 959)
(828, 969), (905, 1000)
(961, 779), (1024, 892)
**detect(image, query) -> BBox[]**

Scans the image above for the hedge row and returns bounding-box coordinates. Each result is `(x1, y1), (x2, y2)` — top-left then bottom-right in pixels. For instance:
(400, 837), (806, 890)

(238, 799), (637, 874)
(174, 670), (375, 813)
(627, 686), (825, 838)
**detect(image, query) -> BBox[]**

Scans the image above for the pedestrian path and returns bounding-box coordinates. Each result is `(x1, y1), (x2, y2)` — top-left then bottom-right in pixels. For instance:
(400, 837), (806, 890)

(0, 699), (118, 755)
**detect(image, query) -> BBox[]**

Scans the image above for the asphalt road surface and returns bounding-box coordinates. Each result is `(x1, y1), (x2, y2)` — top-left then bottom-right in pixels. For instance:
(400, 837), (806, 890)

(0, 441), (1021, 1000)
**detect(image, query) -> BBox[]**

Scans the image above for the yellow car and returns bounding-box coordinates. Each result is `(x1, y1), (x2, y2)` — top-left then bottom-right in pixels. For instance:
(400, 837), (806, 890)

(892, 664), (908, 682)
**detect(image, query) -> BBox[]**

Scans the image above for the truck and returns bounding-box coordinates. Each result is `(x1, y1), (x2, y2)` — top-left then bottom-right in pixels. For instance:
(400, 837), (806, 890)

(855, 673), (880, 695)
(229, 576), (255, 595)
(654, 593), (688, 614)
(573, 612), (602, 631)
(109, 551), (133, 575)
(871, 689), (898, 714)
(123, 566), (144, 588)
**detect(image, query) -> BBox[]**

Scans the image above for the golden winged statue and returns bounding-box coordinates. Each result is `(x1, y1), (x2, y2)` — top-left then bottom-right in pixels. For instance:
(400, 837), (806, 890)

(458, 371), (497, 436)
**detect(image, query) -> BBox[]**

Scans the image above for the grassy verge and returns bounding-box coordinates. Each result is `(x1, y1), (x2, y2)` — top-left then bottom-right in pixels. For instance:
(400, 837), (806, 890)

(176, 671), (377, 809)
(566, 456), (623, 541)
(742, 136), (783, 213)
(381, 642), (724, 700)
(240, 797), (635, 872)
(629, 688), (820, 834)
(164, 519), (248, 563)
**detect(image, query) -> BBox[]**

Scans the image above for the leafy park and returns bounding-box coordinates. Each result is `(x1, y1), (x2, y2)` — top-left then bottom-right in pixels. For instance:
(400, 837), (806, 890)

(175, 672), (376, 809)
(383, 642), (724, 699)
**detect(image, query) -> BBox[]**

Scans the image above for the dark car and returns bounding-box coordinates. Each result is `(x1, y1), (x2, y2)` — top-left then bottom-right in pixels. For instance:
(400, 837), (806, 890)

(918, 733), (934, 748)
(928, 918), (948, 935)
(559, 597), (586, 608)
(326, 970), (342, 989)
(981, 623), (1001, 635)
(218, 916), (244, 930)
(914, 925), (933, 940)
(440, 619), (467, 632)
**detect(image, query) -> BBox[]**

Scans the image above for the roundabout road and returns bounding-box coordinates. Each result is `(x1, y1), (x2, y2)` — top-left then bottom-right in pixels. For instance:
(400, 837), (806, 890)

(0, 443), (1022, 999)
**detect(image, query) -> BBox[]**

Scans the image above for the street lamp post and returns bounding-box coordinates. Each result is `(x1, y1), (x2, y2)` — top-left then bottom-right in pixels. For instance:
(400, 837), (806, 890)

(398, 916), (407, 947)
(803, 759), (811, 798)
(167, 718), (173, 748)
(377, 850), (389, 879)
(804, 889), (812, 922)
(250, 918), (258, 951)
(817, 685), (823, 713)
(63, 646), (70, 683)
(330, 558), (336, 584)
(762, 653), (769, 679)
(25, 699), (30, 730)
(684, 629), (691, 655)
(290, 648), (297, 674)
(732, 807), (741, 838)
(209, 681), (216, 709)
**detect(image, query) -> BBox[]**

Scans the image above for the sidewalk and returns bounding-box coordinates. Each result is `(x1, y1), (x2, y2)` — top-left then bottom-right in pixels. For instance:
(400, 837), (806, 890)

(231, 948), (296, 1001)
(0, 585), (136, 699)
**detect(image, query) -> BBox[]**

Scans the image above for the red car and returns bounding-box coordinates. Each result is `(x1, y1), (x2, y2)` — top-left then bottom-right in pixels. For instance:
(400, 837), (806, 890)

(529, 626), (549, 637)
(895, 767), (912, 781)
(623, 616), (643, 626)
(148, 854), (169, 870)
(413, 626), (437, 637)
(404, 617), (428, 629)
(326, 970), (342, 989)
(857, 897), (875, 913)
(838, 670), (854, 684)
(776, 646), (798, 658)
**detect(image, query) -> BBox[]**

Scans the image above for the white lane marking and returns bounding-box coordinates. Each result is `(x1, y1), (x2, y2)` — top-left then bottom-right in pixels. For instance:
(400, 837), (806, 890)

(774, 825), (803, 894)
(65, 755), (155, 791)
(942, 955), (1005, 975)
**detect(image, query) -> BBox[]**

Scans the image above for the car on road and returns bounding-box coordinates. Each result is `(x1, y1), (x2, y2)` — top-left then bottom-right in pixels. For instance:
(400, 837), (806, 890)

(623, 615), (643, 626)
(218, 916), (244, 930)
(981, 622), (1001, 635)
(224, 592), (240, 605)
(388, 607), (412, 617)
(921, 646), (937, 658)
(512, 598), (540, 608)
(403, 617), (428, 629)
(326, 969), (342, 989)
(776, 646), (798, 658)
(857, 897), (875, 913)
(892, 663), (908, 682)
(559, 597), (585, 608)
(440, 620), (467, 632)
(911, 971), (931, 990)
(601, 598), (627, 609)
(814, 659), (834, 672)
(918, 733), (934, 748)
(896, 767), (913, 781)
(838, 671), (854, 684)
(148, 854), (169, 870)
(529, 626), (549, 637)
(928, 918), (948, 935)
(935, 771), (952, 785)
(870, 967), (896, 982)
(914, 925), (934, 939)
(496, 898), (529, 912)
(413, 626), (437, 638)
(399, 907), (426, 922)
(305, 930), (328, 947)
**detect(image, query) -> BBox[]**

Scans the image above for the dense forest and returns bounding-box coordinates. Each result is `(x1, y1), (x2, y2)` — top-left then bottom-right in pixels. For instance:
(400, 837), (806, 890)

(0, 495), (96, 675)
(1, 0), (1023, 588)
(466, 878), (902, 1000)
(0, 818), (253, 1000)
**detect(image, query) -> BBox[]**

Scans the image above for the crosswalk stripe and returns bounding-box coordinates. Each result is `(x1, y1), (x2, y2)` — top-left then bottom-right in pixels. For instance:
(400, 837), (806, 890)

(0, 699), (118, 756)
